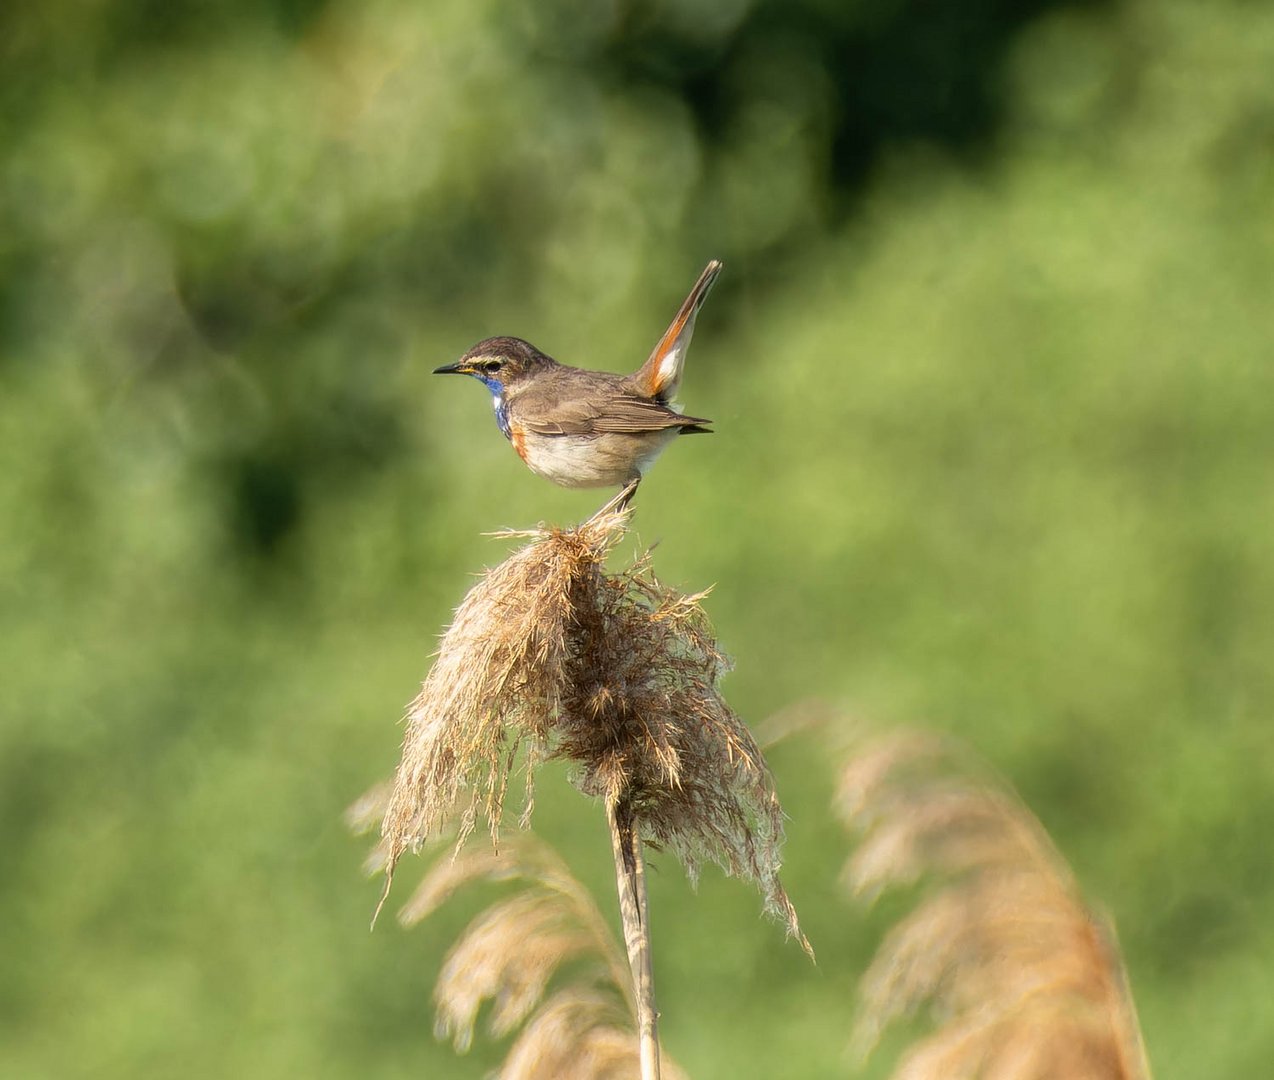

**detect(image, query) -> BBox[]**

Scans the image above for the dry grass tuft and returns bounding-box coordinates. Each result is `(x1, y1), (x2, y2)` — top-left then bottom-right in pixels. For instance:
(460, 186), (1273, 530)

(377, 496), (808, 952)
(837, 731), (1151, 1080)
(402, 835), (688, 1079)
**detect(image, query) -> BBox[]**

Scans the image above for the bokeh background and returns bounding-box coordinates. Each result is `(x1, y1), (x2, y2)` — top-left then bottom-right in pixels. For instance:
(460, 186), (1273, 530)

(4, 0), (1273, 1075)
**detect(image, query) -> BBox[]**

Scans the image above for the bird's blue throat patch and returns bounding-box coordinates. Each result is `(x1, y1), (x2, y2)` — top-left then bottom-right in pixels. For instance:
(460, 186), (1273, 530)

(475, 374), (512, 441)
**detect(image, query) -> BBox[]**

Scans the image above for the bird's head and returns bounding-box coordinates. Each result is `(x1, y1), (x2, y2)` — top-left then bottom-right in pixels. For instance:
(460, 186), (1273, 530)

(433, 337), (554, 395)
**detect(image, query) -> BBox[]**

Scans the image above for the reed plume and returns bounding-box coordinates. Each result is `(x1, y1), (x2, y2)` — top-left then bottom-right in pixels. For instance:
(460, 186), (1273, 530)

(393, 833), (689, 1079)
(837, 731), (1151, 1080)
(376, 492), (807, 947)
(368, 491), (808, 1076)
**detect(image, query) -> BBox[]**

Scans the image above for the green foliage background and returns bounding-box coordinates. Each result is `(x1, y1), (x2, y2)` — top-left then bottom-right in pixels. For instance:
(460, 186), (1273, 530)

(4, 0), (1272, 1075)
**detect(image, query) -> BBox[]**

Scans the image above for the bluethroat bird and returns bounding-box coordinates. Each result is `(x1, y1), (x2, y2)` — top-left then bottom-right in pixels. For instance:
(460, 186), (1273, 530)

(434, 261), (721, 496)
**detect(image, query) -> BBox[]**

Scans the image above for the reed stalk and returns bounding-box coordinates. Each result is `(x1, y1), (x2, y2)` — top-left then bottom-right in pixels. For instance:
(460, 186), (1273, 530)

(607, 794), (659, 1080)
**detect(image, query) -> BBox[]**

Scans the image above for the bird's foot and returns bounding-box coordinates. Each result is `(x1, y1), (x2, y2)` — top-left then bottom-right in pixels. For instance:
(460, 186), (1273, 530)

(586, 478), (640, 526)
(614, 477), (640, 513)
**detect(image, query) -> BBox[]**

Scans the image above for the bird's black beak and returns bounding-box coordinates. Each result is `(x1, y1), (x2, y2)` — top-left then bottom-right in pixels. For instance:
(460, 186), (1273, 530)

(432, 361), (467, 375)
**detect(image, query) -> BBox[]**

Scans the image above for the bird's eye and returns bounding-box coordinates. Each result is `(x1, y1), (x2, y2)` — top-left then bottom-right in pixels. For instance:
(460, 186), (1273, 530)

(481, 360), (503, 375)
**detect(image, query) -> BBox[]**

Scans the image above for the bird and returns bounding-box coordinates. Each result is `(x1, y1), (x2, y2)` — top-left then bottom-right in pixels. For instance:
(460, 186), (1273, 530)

(433, 260), (722, 497)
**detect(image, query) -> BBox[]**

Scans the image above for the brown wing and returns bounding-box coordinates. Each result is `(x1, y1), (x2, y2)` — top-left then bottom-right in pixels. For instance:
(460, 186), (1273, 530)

(520, 393), (712, 436)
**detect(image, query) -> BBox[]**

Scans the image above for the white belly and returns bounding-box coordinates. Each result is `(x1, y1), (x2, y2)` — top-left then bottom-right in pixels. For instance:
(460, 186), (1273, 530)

(519, 430), (678, 488)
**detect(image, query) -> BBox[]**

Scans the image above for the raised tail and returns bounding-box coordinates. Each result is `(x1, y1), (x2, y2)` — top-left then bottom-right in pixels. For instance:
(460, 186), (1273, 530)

(631, 260), (722, 402)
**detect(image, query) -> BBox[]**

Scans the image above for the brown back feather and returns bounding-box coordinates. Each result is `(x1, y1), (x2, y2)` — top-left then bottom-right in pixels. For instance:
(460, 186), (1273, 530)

(509, 365), (712, 436)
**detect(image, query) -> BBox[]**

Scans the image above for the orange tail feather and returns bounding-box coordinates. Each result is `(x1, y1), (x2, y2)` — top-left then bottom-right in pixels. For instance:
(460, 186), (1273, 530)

(632, 260), (722, 401)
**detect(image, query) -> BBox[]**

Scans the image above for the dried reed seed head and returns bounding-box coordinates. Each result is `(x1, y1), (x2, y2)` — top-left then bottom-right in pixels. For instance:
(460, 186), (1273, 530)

(375, 512), (617, 913)
(844, 787), (1064, 903)
(346, 782), (394, 875)
(435, 892), (599, 1047)
(408, 836), (682, 1078)
(344, 781), (390, 835)
(398, 845), (518, 927)
(403, 840), (627, 997)
(885, 1003), (1137, 1080)
(378, 503), (809, 953)
(839, 731), (1151, 1080)
(501, 988), (688, 1080)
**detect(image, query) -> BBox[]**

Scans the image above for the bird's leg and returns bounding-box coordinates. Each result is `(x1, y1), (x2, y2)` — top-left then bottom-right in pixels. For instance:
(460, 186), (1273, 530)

(586, 477), (641, 526)
(615, 476), (641, 512)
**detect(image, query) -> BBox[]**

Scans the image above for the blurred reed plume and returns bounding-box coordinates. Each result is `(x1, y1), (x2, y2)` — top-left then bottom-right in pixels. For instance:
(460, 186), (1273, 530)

(375, 492), (807, 952)
(838, 731), (1151, 1080)
(391, 833), (689, 1079)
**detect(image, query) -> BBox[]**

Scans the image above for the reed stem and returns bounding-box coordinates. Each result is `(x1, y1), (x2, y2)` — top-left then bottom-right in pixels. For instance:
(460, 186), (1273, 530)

(607, 794), (659, 1080)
